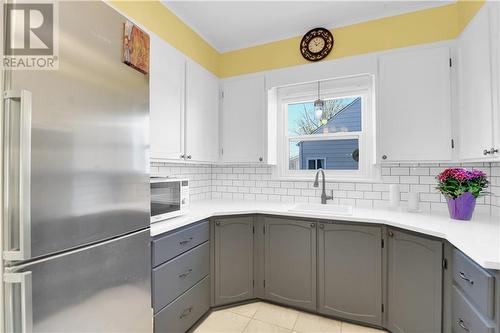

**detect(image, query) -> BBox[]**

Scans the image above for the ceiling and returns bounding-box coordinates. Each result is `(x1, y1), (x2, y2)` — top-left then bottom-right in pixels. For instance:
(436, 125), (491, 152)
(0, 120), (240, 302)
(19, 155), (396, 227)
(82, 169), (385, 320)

(162, 1), (455, 53)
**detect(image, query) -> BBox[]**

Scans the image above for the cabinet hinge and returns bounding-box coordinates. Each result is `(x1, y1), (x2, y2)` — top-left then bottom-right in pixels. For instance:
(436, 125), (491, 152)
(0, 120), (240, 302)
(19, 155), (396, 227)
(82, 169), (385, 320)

(449, 58), (452, 67)
(382, 304), (384, 313)
(451, 139), (455, 149)
(442, 258), (448, 270)
(263, 225), (266, 234)
(381, 239), (384, 248)
(263, 280), (266, 288)
(253, 280), (255, 288)
(253, 226), (255, 234)
(221, 148), (224, 156)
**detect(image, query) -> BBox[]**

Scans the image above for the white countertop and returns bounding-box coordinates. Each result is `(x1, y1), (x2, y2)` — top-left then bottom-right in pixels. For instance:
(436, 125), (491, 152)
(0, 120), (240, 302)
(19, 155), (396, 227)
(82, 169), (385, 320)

(151, 200), (500, 270)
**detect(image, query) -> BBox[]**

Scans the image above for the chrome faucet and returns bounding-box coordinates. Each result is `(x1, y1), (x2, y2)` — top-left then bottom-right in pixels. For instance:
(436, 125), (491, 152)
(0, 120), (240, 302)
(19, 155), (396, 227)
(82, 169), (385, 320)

(313, 168), (333, 204)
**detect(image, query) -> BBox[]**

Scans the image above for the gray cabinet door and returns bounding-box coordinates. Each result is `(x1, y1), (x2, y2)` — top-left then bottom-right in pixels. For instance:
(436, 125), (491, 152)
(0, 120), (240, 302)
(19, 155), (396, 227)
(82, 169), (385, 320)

(263, 217), (316, 311)
(318, 223), (383, 326)
(214, 216), (254, 306)
(387, 229), (443, 333)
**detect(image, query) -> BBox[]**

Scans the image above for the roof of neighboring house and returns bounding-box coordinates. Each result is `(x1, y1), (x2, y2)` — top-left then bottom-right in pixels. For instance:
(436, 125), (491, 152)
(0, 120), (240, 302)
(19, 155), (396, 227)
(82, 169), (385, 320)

(312, 97), (361, 134)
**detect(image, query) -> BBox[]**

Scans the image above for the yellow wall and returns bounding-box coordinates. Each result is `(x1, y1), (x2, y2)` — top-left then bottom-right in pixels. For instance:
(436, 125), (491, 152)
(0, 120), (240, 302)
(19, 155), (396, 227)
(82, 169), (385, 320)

(112, 0), (485, 78)
(110, 1), (220, 75)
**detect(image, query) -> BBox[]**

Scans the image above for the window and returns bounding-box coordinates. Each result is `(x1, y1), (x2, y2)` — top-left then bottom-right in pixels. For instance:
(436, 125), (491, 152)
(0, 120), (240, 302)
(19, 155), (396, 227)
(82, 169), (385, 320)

(306, 158), (326, 170)
(274, 75), (375, 180)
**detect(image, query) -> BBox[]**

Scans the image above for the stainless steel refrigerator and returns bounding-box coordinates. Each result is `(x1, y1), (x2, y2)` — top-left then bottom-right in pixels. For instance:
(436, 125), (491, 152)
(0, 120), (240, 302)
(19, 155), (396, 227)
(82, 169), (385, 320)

(2, 1), (152, 332)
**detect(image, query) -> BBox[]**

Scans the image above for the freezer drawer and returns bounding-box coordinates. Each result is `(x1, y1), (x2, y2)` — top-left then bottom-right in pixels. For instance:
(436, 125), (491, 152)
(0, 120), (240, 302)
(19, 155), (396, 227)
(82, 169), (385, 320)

(154, 276), (210, 333)
(152, 220), (209, 267)
(3, 229), (152, 333)
(153, 241), (209, 313)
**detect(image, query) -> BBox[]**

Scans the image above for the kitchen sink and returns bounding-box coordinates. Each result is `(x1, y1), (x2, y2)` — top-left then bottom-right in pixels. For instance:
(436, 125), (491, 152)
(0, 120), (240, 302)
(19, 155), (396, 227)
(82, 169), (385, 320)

(289, 203), (353, 216)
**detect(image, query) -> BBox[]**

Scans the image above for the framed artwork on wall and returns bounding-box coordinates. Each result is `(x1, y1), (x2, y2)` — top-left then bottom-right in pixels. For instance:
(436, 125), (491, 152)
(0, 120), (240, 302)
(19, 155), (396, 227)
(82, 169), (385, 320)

(122, 20), (149, 74)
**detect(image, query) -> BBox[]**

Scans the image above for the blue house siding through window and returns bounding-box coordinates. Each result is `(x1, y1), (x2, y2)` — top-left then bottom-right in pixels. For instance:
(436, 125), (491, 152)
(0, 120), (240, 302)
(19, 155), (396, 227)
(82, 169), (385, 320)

(297, 97), (361, 170)
(298, 139), (359, 170)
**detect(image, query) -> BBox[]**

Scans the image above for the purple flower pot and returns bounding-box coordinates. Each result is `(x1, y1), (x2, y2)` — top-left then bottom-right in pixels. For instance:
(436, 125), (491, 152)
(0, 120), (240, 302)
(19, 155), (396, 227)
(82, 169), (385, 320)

(446, 192), (476, 221)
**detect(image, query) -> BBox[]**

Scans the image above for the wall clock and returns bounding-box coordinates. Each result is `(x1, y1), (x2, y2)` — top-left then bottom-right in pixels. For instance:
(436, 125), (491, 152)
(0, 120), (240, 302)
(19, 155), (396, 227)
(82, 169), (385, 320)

(300, 27), (334, 62)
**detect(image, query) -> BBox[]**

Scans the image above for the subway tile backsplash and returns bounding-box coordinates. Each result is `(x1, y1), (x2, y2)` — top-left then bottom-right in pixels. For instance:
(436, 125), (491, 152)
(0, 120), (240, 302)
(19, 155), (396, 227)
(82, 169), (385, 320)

(151, 161), (500, 216)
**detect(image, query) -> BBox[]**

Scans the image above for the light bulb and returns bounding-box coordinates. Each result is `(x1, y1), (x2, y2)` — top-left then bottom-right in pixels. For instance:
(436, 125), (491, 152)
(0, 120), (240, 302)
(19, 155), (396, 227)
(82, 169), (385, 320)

(315, 106), (323, 120)
(314, 99), (324, 120)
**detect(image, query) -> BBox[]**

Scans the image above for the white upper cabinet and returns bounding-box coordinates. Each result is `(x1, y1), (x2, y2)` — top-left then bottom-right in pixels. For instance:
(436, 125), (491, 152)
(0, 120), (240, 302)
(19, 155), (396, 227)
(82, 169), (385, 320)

(150, 34), (185, 161)
(221, 76), (266, 163)
(185, 59), (220, 163)
(378, 46), (452, 162)
(457, 4), (500, 161)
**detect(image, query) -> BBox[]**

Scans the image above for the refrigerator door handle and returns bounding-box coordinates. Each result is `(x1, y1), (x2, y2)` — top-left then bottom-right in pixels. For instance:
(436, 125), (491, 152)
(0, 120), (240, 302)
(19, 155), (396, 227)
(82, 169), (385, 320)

(3, 272), (33, 333)
(3, 90), (32, 261)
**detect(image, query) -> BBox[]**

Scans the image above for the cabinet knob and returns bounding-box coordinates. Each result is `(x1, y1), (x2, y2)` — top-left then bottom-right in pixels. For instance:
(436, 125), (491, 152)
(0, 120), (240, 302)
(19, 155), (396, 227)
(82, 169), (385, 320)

(215, 221), (220, 226)
(259, 157), (263, 162)
(319, 224), (324, 229)
(310, 223), (315, 228)
(180, 154), (186, 159)
(484, 149), (491, 156)
(187, 155), (192, 159)
(382, 155), (388, 160)
(388, 230), (394, 238)
(490, 148), (499, 155)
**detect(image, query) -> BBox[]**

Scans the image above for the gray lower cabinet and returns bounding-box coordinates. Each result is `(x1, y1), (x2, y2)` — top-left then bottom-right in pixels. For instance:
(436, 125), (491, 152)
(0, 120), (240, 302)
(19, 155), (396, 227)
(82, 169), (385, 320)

(387, 228), (443, 333)
(318, 223), (383, 326)
(213, 216), (254, 306)
(263, 217), (316, 311)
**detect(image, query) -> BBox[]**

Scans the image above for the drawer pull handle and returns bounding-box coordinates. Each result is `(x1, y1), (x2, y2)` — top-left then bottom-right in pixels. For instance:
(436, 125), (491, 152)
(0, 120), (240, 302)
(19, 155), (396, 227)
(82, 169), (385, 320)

(459, 272), (474, 285)
(179, 269), (193, 279)
(179, 237), (193, 246)
(180, 306), (193, 319)
(458, 319), (470, 332)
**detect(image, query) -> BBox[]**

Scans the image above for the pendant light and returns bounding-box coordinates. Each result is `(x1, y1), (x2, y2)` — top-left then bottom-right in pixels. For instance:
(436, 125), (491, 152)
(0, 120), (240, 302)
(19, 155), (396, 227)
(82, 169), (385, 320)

(314, 81), (324, 121)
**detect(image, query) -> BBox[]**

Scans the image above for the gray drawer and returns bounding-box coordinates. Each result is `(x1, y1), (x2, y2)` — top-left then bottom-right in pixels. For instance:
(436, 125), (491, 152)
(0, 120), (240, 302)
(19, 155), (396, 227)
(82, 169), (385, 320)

(154, 276), (210, 333)
(452, 285), (495, 333)
(153, 242), (209, 313)
(152, 220), (209, 267)
(453, 249), (495, 318)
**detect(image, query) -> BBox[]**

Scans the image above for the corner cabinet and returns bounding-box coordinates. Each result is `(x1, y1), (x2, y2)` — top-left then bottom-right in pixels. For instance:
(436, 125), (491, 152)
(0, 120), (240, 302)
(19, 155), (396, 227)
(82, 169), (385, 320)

(220, 75), (267, 163)
(378, 46), (453, 162)
(387, 228), (443, 333)
(213, 217), (254, 306)
(263, 217), (316, 311)
(457, 3), (500, 161)
(317, 223), (383, 326)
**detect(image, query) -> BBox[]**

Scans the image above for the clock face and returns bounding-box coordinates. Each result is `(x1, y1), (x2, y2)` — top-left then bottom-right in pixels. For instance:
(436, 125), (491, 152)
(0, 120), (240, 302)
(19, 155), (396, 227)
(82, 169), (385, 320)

(300, 28), (334, 62)
(308, 37), (325, 54)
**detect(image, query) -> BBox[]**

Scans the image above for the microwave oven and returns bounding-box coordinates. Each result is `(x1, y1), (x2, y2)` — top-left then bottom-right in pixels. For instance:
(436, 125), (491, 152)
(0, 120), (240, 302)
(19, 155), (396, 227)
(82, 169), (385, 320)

(150, 177), (189, 223)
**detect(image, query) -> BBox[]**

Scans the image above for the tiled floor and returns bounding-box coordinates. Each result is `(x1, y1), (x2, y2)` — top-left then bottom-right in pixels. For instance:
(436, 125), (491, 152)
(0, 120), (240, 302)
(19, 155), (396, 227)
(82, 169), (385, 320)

(194, 301), (387, 333)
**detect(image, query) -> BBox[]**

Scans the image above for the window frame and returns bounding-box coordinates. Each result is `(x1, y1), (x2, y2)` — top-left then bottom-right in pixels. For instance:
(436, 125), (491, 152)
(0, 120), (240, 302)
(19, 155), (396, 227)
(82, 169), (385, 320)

(273, 76), (376, 181)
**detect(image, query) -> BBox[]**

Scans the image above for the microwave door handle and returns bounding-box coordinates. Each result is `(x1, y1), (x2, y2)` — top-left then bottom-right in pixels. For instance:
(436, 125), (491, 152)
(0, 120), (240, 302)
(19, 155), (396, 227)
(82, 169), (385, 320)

(4, 271), (33, 333)
(3, 90), (32, 261)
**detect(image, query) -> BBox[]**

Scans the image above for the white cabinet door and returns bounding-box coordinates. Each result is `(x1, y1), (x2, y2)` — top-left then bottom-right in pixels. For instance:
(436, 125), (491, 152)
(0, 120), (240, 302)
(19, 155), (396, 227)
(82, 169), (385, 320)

(185, 59), (219, 162)
(379, 47), (452, 162)
(457, 5), (495, 160)
(150, 34), (185, 161)
(221, 76), (266, 163)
